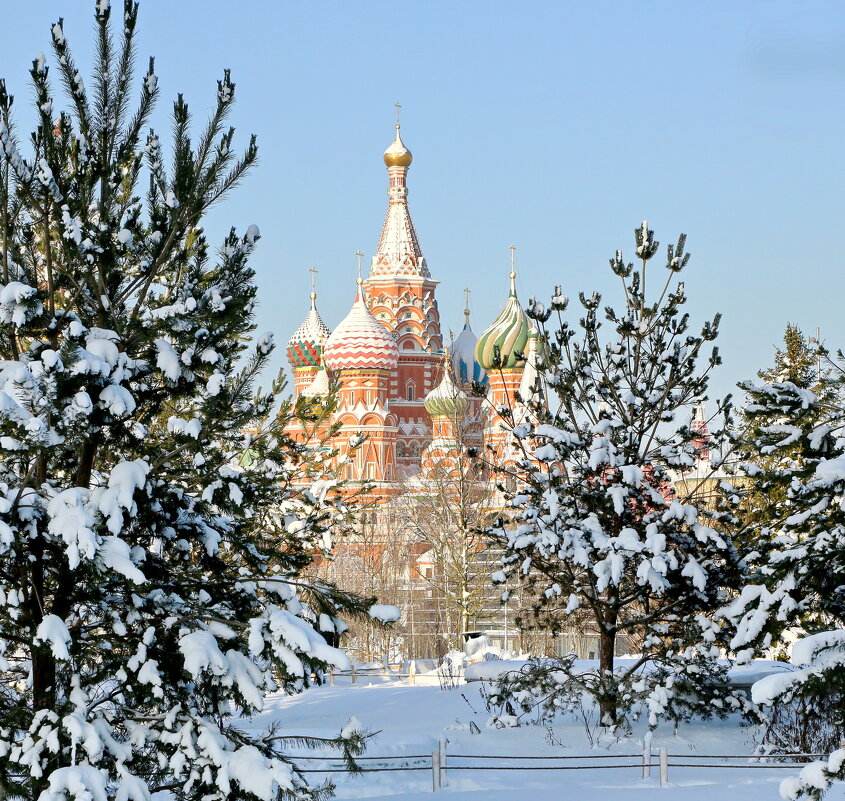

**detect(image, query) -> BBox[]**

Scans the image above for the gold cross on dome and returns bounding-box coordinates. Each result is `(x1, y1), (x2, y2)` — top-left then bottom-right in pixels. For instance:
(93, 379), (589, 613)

(308, 266), (318, 294)
(395, 102), (402, 127)
(355, 250), (364, 283)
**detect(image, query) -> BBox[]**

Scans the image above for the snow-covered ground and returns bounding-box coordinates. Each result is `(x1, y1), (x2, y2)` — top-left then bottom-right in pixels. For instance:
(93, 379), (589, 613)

(248, 678), (808, 800)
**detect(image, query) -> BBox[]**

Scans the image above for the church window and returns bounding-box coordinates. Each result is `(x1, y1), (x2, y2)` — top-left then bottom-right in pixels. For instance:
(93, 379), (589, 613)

(409, 441), (420, 457)
(396, 441), (406, 458)
(407, 384), (415, 401)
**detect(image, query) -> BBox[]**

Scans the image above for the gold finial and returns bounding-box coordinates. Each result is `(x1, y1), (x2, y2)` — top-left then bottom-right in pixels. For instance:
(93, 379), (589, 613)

(464, 287), (471, 323)
(308, 266), (318, 304)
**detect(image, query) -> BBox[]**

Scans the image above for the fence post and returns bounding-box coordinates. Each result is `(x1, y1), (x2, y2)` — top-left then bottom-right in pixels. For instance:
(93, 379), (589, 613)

(642, 739), (651, 779)
(431, 748), (441, 791)
(659, 747), (668, 787)
(351, 664), (356, 685)
(439, 738), (447, 788)
(409, 660), (416, 685)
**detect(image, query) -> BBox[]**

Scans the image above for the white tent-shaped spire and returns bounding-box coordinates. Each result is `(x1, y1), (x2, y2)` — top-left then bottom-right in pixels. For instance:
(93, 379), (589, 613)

(369, 122), (429, 279)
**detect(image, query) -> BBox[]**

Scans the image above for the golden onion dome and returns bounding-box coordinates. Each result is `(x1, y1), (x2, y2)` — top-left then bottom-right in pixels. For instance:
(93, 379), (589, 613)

(383, 124), (413, 168)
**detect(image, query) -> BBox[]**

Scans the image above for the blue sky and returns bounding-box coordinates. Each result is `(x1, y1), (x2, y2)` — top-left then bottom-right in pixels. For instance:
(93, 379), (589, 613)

(4, 1), (845, 402)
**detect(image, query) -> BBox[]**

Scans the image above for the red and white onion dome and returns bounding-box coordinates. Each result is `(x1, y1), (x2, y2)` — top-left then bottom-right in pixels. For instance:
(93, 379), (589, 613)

(323, 281), (399, 372)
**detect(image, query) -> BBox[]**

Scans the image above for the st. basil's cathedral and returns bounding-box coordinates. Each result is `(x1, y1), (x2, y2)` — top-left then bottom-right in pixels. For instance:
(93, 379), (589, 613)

(284, 123), (542, 496)
(281, 123), (717, 658)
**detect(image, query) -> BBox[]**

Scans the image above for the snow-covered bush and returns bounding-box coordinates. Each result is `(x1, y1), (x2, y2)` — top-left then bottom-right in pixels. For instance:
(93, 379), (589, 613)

(752, 631), (845, 799)
(481, 655), (748, 734)
(0, 4), (376, 800)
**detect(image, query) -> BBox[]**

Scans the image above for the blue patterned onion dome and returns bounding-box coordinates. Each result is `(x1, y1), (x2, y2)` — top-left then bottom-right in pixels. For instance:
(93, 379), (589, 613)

(323, 281), (399, 372)
(287, 292), (330, 368)
(475, 271), (530, 370)
(424, 361), (469, 418)
(452, 309), (487, 385)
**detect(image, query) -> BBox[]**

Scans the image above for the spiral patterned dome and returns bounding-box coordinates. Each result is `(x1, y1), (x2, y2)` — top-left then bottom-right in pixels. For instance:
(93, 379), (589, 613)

(452, 312), (487, 386)
(475, 272), (530, 370)
(323, 284), (399, 372)
(424, 363), (468, 418)
(287, 293), (330, 368)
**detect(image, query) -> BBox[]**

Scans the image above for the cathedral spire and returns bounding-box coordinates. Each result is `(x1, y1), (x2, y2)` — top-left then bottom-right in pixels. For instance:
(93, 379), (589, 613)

(370, 114), (429, 279)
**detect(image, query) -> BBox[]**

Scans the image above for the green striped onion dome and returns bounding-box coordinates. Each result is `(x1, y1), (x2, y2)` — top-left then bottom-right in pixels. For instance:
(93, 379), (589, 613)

(475, 272), (530, 369)
(287, 292), (330, 368)
(424, 363), (469, 418)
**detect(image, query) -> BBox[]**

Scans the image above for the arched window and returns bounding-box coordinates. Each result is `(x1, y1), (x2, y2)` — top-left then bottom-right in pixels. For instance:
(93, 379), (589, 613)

(409, 441), (421, 458)
(396, 441), (407, 458)
(407, 384), (415, 401)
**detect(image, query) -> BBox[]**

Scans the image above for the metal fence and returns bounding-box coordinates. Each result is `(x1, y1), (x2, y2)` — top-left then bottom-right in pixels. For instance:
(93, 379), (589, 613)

(293, 739), (820, 792)
(328, 663), (440, 684)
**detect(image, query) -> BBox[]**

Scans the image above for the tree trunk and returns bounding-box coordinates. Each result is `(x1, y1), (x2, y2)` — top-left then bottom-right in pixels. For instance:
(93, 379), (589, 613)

(598, 620), (618, 725)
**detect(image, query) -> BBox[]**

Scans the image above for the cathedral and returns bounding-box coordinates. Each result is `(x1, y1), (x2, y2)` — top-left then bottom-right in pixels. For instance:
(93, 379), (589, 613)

(284, 123), (542, 494)
(281, 124), (718, 659)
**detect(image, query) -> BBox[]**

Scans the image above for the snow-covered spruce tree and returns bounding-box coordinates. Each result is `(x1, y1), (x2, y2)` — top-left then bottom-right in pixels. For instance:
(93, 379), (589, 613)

(734, 324), (841, 555)
(717, 334), (845, 796)
(0, 5), (375, 800)
(486, 223), (747, 726)
(722, 354), (845, 656)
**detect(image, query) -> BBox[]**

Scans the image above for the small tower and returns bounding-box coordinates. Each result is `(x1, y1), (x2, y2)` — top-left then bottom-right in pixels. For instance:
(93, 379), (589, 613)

(451, 289), (486, 451)
(691, 402), (711, 464)
(301, 358), (331, 399)
(452, 289), (487, 388)
(517, 327), (544, 410)
(287, 270), (331, 397)
(475, 252), (530, 459)
(364, 116), (443, 472)
(421, 354), (469, 478)
(323, 274), (400, 492)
